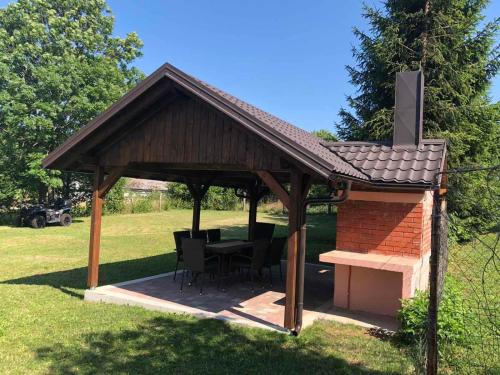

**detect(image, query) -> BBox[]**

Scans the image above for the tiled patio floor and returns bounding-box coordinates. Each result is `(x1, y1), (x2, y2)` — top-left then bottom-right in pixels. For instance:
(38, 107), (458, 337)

(85, 262), (398, 332)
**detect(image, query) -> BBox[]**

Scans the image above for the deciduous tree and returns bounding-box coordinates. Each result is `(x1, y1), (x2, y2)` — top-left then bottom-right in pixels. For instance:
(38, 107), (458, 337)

(0, 0), (143, 205)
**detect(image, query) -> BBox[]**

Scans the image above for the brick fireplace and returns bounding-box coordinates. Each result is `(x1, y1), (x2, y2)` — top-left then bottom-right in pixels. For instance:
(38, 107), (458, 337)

(320, 190), (433, 317)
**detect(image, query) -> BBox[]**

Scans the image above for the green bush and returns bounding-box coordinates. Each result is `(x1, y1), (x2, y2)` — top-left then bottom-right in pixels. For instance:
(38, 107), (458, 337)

(131, 196), (154, 214)
(166, 183), (193, 209)
(203, 186), (238, 210)
(398, 281), (467, 346)
(71, 202), (91, 217)
(0, 209), (19, 226)
(103, 178), (126, 215)
(161, 197), (170, 211)
(167, 183), (239, 210)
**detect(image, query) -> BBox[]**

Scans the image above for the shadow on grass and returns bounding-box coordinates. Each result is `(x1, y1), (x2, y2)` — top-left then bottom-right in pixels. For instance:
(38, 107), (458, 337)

(35, 315), (400, 375)
(1, 253), (178, 298)
(3, 214), (335, 298)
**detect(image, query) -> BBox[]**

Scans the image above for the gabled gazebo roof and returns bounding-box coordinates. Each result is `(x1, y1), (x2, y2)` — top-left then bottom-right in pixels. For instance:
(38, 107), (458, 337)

(43, 63), (446, 188)
(42, 63), (367, 182)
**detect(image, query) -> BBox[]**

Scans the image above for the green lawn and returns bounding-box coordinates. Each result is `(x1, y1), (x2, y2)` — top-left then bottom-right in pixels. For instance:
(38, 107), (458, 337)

(0, 210), (413, 374)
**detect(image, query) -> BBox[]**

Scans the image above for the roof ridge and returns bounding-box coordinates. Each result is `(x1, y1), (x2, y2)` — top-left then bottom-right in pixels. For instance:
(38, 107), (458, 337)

(323, 140), (392, 146)
(164, 64), (369, 181)
(324, 139), (445, 148)
(321, 143), (371, 180)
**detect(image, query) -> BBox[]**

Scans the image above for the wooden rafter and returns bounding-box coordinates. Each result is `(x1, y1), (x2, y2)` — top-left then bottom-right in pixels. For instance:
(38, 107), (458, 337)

(256, 170), (290, 209)
(98, 166), (126, 198)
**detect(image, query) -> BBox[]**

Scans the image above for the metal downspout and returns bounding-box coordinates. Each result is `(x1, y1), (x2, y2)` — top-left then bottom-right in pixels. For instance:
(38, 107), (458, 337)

(292, 181), (352, 335)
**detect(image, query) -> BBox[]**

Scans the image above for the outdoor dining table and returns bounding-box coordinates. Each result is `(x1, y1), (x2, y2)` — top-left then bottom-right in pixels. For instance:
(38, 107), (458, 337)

(205, 240), (255, 288)
(205, 240), (254, 255)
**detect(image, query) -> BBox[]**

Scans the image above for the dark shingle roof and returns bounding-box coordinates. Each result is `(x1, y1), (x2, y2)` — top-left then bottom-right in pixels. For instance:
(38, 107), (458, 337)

(170, 66), (368, 181)
(324, 140), (446, 185)
(43, 62), (447, 187)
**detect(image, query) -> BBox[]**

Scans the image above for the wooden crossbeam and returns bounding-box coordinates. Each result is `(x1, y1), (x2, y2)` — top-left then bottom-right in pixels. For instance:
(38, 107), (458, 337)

(98, 167), (126, 198)
(256, 170), (290, 209)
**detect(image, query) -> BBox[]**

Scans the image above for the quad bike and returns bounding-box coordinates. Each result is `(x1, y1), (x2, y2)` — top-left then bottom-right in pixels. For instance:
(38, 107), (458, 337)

(19, 198), (72, 229)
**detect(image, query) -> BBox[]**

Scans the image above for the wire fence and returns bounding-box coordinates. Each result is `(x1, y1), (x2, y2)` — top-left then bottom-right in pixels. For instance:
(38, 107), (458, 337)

(426, 165), (499, 374)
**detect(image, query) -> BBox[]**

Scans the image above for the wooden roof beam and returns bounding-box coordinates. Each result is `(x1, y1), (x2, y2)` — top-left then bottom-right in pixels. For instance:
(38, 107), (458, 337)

(98, 166), (127, 198)
(256, 170), (290, 209)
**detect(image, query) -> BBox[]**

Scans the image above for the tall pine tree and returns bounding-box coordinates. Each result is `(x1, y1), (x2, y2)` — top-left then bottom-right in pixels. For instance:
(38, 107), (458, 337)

(339, 0), (499, 235)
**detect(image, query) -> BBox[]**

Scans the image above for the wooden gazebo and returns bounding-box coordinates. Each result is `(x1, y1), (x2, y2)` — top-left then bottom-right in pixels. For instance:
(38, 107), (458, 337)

(43, 65), (446, 331)
(43, 63), (365, 331)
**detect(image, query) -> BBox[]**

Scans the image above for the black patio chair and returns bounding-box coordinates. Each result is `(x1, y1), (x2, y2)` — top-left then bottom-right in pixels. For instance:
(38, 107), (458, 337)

(254, 222), (275, 241)
(173, 230), (191, 281)
(180, 238), (220, 294)
(264, 237), (287, 285)
(191, 230), (208, 241)
(207, 229), (221, 243)
(229, 239), (270, 291)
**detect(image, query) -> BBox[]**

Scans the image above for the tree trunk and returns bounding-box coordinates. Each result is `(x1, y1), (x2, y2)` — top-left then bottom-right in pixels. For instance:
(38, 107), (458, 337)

(421, 0), (430, 69)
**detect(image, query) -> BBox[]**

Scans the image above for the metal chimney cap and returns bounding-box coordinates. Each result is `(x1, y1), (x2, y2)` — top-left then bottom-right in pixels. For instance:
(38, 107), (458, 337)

(393, 71), (424, 148)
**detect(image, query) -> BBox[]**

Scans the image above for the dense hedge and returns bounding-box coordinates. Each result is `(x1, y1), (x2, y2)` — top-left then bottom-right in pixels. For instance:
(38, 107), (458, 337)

(167, 183), (239, 211)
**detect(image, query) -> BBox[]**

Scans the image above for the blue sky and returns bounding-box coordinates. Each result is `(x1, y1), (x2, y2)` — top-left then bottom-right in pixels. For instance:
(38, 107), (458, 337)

(2, 0), (499, 132)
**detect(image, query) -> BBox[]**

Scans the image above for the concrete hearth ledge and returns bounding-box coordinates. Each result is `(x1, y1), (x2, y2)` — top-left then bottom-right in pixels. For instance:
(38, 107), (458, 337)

(319, 250), (423, 273)
(320, 250), (431, 308)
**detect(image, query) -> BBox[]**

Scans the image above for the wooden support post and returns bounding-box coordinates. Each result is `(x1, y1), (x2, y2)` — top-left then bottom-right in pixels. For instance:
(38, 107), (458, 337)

(255, 169), (310, 330)
(427, 187), (444, 375)
(246, 180), (269, 241)
(87, 166), (104, 288)
(284, 167), (302, 329)
(187, 182), (210, 233)
(87, 166), (124, 289)
(248, 191), (258, 241)
(192, 196), (201, 232)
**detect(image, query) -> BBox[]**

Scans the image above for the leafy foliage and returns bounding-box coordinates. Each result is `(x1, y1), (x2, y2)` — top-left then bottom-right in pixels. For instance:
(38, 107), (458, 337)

(338, 0), (499, 235)
(0, 0), (143, 206)
(398, 281), (467, 347)
(130, 196), (154, 214)
(311, 129), (338, 142)
(167, 183), (239, 211)
(103, 178), (126, 215)
(204, 186), (239, 210)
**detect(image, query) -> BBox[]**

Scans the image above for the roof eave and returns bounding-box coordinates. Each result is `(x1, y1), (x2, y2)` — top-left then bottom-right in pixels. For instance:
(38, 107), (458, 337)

(42, 63), (171, 170)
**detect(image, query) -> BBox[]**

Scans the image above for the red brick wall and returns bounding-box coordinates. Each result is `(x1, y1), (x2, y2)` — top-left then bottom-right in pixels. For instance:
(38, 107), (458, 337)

(336, 193), (433, 257)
